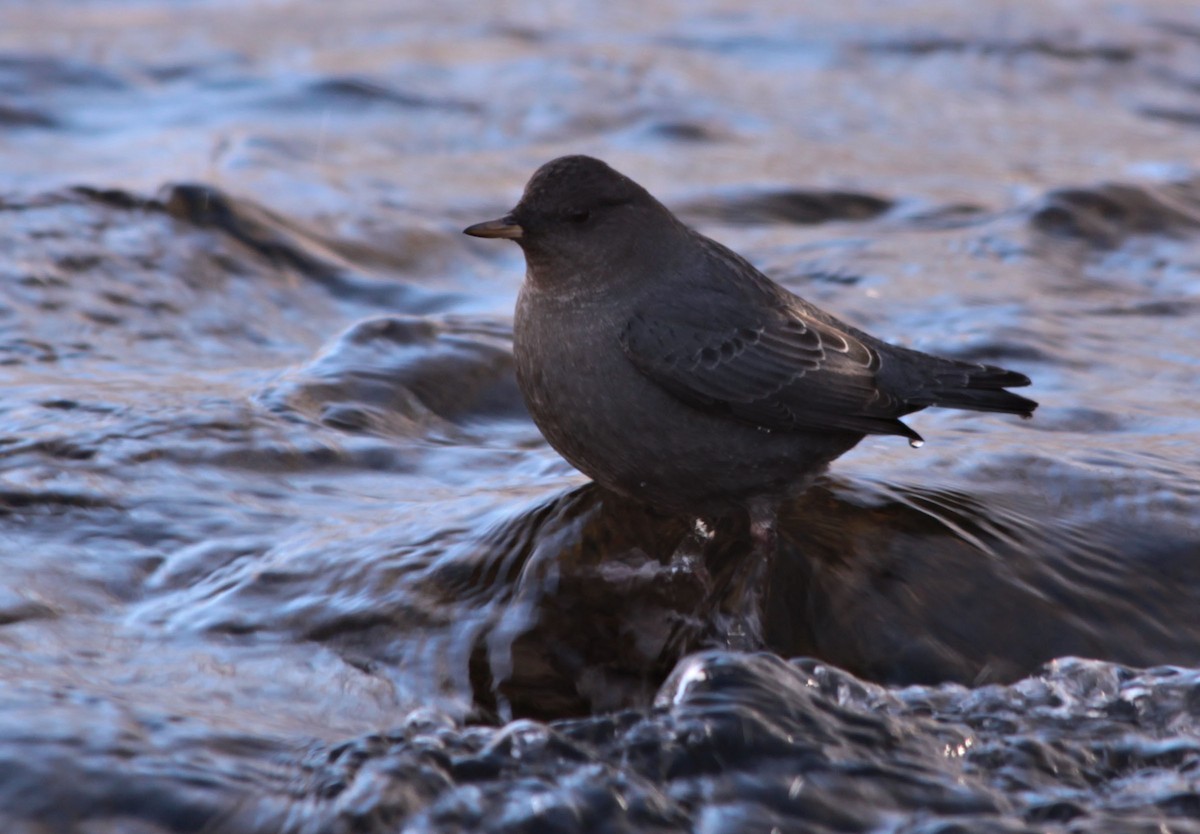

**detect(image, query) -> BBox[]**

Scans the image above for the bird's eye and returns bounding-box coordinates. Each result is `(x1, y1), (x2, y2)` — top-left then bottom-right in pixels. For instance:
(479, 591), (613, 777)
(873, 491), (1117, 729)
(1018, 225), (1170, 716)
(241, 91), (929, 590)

(567, 209), (591, 224)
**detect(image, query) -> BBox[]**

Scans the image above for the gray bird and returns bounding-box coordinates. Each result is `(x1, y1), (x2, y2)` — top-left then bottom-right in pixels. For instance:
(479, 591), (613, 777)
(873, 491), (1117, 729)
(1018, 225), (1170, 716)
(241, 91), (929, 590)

(465, 155), (1036, 551)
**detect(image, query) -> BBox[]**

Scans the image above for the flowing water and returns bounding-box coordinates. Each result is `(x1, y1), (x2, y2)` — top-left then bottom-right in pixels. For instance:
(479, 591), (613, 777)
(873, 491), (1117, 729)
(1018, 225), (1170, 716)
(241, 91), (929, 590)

(1, 1), (1199, 831)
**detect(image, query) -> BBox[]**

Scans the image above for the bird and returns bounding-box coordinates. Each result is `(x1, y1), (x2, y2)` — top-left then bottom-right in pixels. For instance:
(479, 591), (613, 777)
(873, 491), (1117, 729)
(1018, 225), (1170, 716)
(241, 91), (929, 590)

(464, 155), (1036, 556)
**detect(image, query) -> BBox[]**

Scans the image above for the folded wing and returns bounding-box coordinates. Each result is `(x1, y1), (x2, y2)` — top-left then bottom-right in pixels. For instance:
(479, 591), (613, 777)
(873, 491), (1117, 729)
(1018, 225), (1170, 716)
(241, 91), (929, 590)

(620, 297), (924, 441)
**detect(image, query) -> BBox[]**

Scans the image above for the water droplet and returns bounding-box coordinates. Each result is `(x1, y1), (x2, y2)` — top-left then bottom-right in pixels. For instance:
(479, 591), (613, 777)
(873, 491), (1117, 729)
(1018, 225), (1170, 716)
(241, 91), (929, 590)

(909, 438), (925, 448)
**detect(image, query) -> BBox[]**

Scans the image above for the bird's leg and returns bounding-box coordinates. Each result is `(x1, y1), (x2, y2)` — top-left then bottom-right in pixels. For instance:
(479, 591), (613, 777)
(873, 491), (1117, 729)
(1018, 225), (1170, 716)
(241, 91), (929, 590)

(706, 498), (780, 605)
(741, 495), (779, 602)
(748, 500), (778, 559)
(707, 497), (779, 649)
(658, 515), (721, 662)
(660, 499), (783, 658)
(684, 516), (716, 594)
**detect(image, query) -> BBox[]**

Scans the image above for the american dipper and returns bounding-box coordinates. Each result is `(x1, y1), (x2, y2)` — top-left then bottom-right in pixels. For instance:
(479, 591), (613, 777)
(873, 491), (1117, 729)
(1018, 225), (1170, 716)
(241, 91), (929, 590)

(465, 155), (1036, 550)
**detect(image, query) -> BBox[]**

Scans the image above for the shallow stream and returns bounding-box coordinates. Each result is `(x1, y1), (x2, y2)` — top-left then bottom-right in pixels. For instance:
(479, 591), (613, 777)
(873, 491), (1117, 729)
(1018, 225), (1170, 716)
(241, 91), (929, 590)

(1, 2), (1198, 831)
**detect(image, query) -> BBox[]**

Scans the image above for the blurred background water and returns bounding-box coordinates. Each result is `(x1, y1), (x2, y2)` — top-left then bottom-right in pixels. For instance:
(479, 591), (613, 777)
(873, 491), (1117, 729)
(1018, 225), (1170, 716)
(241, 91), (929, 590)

(1, 1), (1199, 831)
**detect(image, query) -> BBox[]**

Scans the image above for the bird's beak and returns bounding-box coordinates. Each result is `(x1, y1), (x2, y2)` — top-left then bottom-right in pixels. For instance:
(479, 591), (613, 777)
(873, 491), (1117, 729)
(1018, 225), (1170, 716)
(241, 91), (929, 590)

(463, 215), (524, 240)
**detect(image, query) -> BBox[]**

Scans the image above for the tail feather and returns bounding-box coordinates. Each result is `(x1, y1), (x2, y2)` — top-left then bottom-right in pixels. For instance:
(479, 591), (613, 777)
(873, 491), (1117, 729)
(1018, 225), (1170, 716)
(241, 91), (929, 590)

(904, 363), (1038, 418)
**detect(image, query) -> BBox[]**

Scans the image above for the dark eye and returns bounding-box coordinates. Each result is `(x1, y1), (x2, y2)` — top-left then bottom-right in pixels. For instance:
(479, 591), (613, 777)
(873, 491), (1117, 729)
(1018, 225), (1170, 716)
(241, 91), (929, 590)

(567, 209), (591, 224)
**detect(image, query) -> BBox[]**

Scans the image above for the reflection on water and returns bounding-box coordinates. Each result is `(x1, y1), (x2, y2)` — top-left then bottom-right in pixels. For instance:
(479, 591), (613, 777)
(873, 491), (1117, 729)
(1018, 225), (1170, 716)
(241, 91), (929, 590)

(0, 0), (1198, 830)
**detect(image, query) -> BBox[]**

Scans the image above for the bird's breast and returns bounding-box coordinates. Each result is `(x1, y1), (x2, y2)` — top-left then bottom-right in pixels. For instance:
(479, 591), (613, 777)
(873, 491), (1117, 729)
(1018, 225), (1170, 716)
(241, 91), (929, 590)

(514, 283), (630, 420)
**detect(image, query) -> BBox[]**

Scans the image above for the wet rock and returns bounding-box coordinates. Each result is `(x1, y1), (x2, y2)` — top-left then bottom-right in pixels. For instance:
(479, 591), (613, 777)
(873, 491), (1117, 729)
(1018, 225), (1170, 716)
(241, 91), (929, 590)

(0, 104), (58, 128)
(679, 188), (893, 226)
(1030, 181), (1200, 247)
(862, 36), (1137, 62)
(149, 473), (1199, 723)
(296, 77), (481, 113)
(259, 314), (525, 437)
(1137, 105), (1200, 127)
(194, 657), (1200, 833)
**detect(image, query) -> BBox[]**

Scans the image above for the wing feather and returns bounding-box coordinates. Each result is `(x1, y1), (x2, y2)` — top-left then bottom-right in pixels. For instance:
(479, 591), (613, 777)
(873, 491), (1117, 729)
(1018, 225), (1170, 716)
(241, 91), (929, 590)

(620, 299), (920, 440)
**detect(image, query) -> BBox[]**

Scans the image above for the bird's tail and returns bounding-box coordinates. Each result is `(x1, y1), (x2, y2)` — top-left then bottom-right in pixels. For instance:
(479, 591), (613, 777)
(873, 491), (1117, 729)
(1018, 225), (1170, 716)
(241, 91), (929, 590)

(904, 363), (1038, 417)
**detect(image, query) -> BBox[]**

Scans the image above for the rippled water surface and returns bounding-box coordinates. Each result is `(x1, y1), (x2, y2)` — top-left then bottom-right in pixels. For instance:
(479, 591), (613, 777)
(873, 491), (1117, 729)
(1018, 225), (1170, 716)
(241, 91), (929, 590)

(1, 1), (1199, 831)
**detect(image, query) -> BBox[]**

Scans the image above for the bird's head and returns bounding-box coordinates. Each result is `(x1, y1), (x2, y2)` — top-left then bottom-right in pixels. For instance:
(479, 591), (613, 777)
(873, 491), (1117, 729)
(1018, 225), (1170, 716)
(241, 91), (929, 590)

(464, 155), (681, 282)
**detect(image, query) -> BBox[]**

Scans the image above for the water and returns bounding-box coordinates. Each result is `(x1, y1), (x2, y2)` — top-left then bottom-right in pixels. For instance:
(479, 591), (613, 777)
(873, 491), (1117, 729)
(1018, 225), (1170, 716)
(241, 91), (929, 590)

(1, 0), (1199, 830)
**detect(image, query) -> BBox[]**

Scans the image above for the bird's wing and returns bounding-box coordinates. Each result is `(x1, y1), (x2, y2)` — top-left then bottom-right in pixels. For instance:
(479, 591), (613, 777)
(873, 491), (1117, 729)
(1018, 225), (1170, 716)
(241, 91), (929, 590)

(619, 293), (922, 440)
